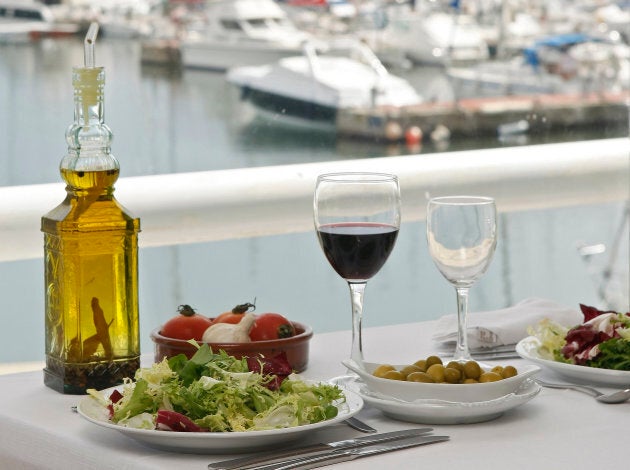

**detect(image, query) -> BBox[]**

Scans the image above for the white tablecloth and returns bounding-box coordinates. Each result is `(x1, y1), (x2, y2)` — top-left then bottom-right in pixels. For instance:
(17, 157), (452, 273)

(1, 321), (628, 469)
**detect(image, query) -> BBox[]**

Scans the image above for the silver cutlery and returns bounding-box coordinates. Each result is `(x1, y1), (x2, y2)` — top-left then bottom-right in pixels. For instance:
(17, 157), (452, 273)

(207, 428), (434, 470)
(253, 435), (450, 470)
(344, 416), (377, 433)
(536, 379), (630, 404)
(439, 344), (520, 360)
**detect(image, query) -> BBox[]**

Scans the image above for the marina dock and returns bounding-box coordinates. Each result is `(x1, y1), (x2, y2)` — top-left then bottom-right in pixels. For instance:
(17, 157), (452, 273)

(337, 91), (630, 142)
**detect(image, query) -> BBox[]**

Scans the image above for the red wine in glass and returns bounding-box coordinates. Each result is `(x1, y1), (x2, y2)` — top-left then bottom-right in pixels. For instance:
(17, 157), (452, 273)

(314, 172), (401, 366)
(317, 222), (399, 282)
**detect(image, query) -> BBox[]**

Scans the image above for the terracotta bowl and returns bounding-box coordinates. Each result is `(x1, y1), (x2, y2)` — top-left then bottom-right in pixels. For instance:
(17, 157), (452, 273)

(150, 321), (313, 372)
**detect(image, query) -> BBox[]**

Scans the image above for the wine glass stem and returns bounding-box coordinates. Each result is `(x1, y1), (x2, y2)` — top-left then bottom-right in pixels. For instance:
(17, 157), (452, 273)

(454, 286), (471, 362)
(348, 281), (367, 365)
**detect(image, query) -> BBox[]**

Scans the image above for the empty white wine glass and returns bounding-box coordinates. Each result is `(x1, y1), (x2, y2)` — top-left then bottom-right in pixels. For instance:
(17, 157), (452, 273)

(427, 196), (497, 362)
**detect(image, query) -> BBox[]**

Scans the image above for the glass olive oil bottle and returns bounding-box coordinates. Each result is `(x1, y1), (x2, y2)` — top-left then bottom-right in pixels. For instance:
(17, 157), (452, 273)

(42, 24), (140, 394)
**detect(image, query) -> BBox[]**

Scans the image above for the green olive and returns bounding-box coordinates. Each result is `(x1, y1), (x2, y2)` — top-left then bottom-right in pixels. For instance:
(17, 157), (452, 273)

(463, 361), (482, 380)
(400, 364), (423, 378)
(446, 361), (464, 374)
(426, 363), (445, 383)
(383, 370), (405, 381)
(413, 359), (427, 372)
(443, 367), (462, 383)
(407, 371), (435, 383)
(479, 372), (503, 383)
(425, 355), (443, 368)
(372, 364), (396, 378)
(491, 366), (504, 375)
(501, 365), (518, 379)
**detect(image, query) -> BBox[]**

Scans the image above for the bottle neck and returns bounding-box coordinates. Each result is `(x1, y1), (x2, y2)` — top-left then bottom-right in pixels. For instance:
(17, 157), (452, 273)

(74, 81), (104, 128)
(61, 66), (119, 193)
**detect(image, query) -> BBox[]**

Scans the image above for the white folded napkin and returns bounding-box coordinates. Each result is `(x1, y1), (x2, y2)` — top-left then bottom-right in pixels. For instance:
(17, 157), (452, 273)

(432, 298), (582, 349)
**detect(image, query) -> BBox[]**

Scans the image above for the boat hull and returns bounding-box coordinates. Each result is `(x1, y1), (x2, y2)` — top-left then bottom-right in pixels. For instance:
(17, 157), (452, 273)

(181, 41), (304, 71)
(239, 85), (338, 124)
(226, 43), (423, 129)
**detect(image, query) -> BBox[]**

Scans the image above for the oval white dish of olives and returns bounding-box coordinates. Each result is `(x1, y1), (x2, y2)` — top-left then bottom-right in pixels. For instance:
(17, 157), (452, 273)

(343, 357), (540, 403)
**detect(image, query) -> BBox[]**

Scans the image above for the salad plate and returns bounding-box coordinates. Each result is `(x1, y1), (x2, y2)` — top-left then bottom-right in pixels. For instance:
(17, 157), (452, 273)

(77, 385), (364, 453)
(517, 336), (630, 387)
(347, 378), (540, 425)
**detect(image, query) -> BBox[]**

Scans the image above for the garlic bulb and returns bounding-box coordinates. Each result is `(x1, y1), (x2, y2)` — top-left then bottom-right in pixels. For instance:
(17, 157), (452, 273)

(202, 313), (256, 343)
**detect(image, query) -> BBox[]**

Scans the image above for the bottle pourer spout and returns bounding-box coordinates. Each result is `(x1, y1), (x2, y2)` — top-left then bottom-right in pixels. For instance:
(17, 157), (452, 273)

(75, 22), (103, 125)
(84, 22), (99, 68)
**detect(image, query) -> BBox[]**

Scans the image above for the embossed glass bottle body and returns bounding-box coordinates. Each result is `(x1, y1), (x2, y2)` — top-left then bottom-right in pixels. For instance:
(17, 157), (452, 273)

(42, 66), (140, 394)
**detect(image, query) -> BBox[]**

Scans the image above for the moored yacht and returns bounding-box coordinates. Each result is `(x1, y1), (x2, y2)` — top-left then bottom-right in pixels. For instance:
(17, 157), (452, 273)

(226, 40), (423, 127)
(357, 3), (489, 66)
(448, 33), (630, 96)
(180, 0), (319, 71)
(0, 0), (78, 43)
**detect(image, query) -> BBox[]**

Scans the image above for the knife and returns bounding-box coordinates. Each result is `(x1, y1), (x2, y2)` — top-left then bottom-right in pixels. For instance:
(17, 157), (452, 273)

(254, 435), (450, 470)
(439, 344), (519, 360)
(207, 428), (433, 470)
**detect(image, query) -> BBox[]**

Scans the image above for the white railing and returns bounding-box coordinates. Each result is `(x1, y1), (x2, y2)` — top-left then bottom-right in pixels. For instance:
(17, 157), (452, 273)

(1, 138), (628, 263)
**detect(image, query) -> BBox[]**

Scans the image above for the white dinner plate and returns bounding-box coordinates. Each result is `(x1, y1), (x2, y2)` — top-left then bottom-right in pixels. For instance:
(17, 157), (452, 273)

(351, 378), (540, 425)
(77, 385), (363, 454)
(516, 336), (630, 387)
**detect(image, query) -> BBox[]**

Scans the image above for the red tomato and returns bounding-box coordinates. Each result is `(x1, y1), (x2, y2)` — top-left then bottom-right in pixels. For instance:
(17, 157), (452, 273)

(212, 302), (255, 325)
(249, 313), (295, 341)
(160, 305), (213, 341)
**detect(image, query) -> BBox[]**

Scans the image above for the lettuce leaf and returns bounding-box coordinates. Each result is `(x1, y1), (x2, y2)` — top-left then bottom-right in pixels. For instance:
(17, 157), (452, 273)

(586, 338), (630, 371)
(527, 318), (569, 360)
(112, 380), (156, 422)
(109, 345), (345, 432)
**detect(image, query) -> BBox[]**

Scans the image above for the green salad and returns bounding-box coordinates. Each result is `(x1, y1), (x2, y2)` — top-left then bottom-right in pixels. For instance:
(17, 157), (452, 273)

(88, 345), (345, 432)
(528, 304), (630, 370)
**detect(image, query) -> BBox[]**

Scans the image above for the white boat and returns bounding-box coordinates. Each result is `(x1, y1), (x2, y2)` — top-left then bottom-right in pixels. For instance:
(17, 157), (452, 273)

(226, 41), (423, 127)
(180, 0), (318, 71)
(358, 3), (489, 66)
(54, 0), (167, 39)
(448, 33), (630, 96)
(96, 2), (156, 39)
(0, 0), (78, 43)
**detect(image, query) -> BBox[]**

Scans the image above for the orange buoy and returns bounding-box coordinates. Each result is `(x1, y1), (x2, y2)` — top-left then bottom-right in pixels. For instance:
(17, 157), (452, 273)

(405, 126), (423, 146)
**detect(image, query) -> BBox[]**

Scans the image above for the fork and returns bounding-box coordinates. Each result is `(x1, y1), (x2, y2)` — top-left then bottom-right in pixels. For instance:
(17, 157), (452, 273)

(327, 375), (377, 433)
(535, 379), (630, 404)
(345, 417), (376, 433)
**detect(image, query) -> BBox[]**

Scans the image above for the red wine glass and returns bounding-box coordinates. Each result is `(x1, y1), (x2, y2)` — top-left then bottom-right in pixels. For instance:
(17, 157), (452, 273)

(314, 172), (401, 366)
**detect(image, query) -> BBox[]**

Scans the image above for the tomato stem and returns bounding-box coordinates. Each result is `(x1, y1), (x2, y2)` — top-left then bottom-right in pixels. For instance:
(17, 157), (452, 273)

(177, 304), (196, 317)
(277, 323), (295, 338)
(232, 302), (256, 314)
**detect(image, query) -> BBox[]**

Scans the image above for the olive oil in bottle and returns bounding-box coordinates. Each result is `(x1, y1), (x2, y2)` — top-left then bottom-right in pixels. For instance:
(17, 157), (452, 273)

(42, 24), (140, 394)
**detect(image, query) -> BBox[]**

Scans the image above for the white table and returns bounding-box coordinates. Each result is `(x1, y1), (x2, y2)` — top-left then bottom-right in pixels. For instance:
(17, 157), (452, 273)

(1, 321), (628, 469)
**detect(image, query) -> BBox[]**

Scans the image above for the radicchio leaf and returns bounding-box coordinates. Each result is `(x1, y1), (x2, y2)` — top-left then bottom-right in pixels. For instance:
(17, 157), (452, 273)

(579, 304), (617, 322)
(107, 389), (124, 418)
(561, 324), (614, 365)
(155, 410), (206, 432)
(246, 352), (293, 390)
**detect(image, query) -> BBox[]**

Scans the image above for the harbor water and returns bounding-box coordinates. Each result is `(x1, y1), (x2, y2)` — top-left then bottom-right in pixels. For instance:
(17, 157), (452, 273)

(0, 37), (628, 364)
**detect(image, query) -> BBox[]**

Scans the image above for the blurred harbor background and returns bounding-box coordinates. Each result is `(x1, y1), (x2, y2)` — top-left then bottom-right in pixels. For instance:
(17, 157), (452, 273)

(0, 0), (628, 365)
